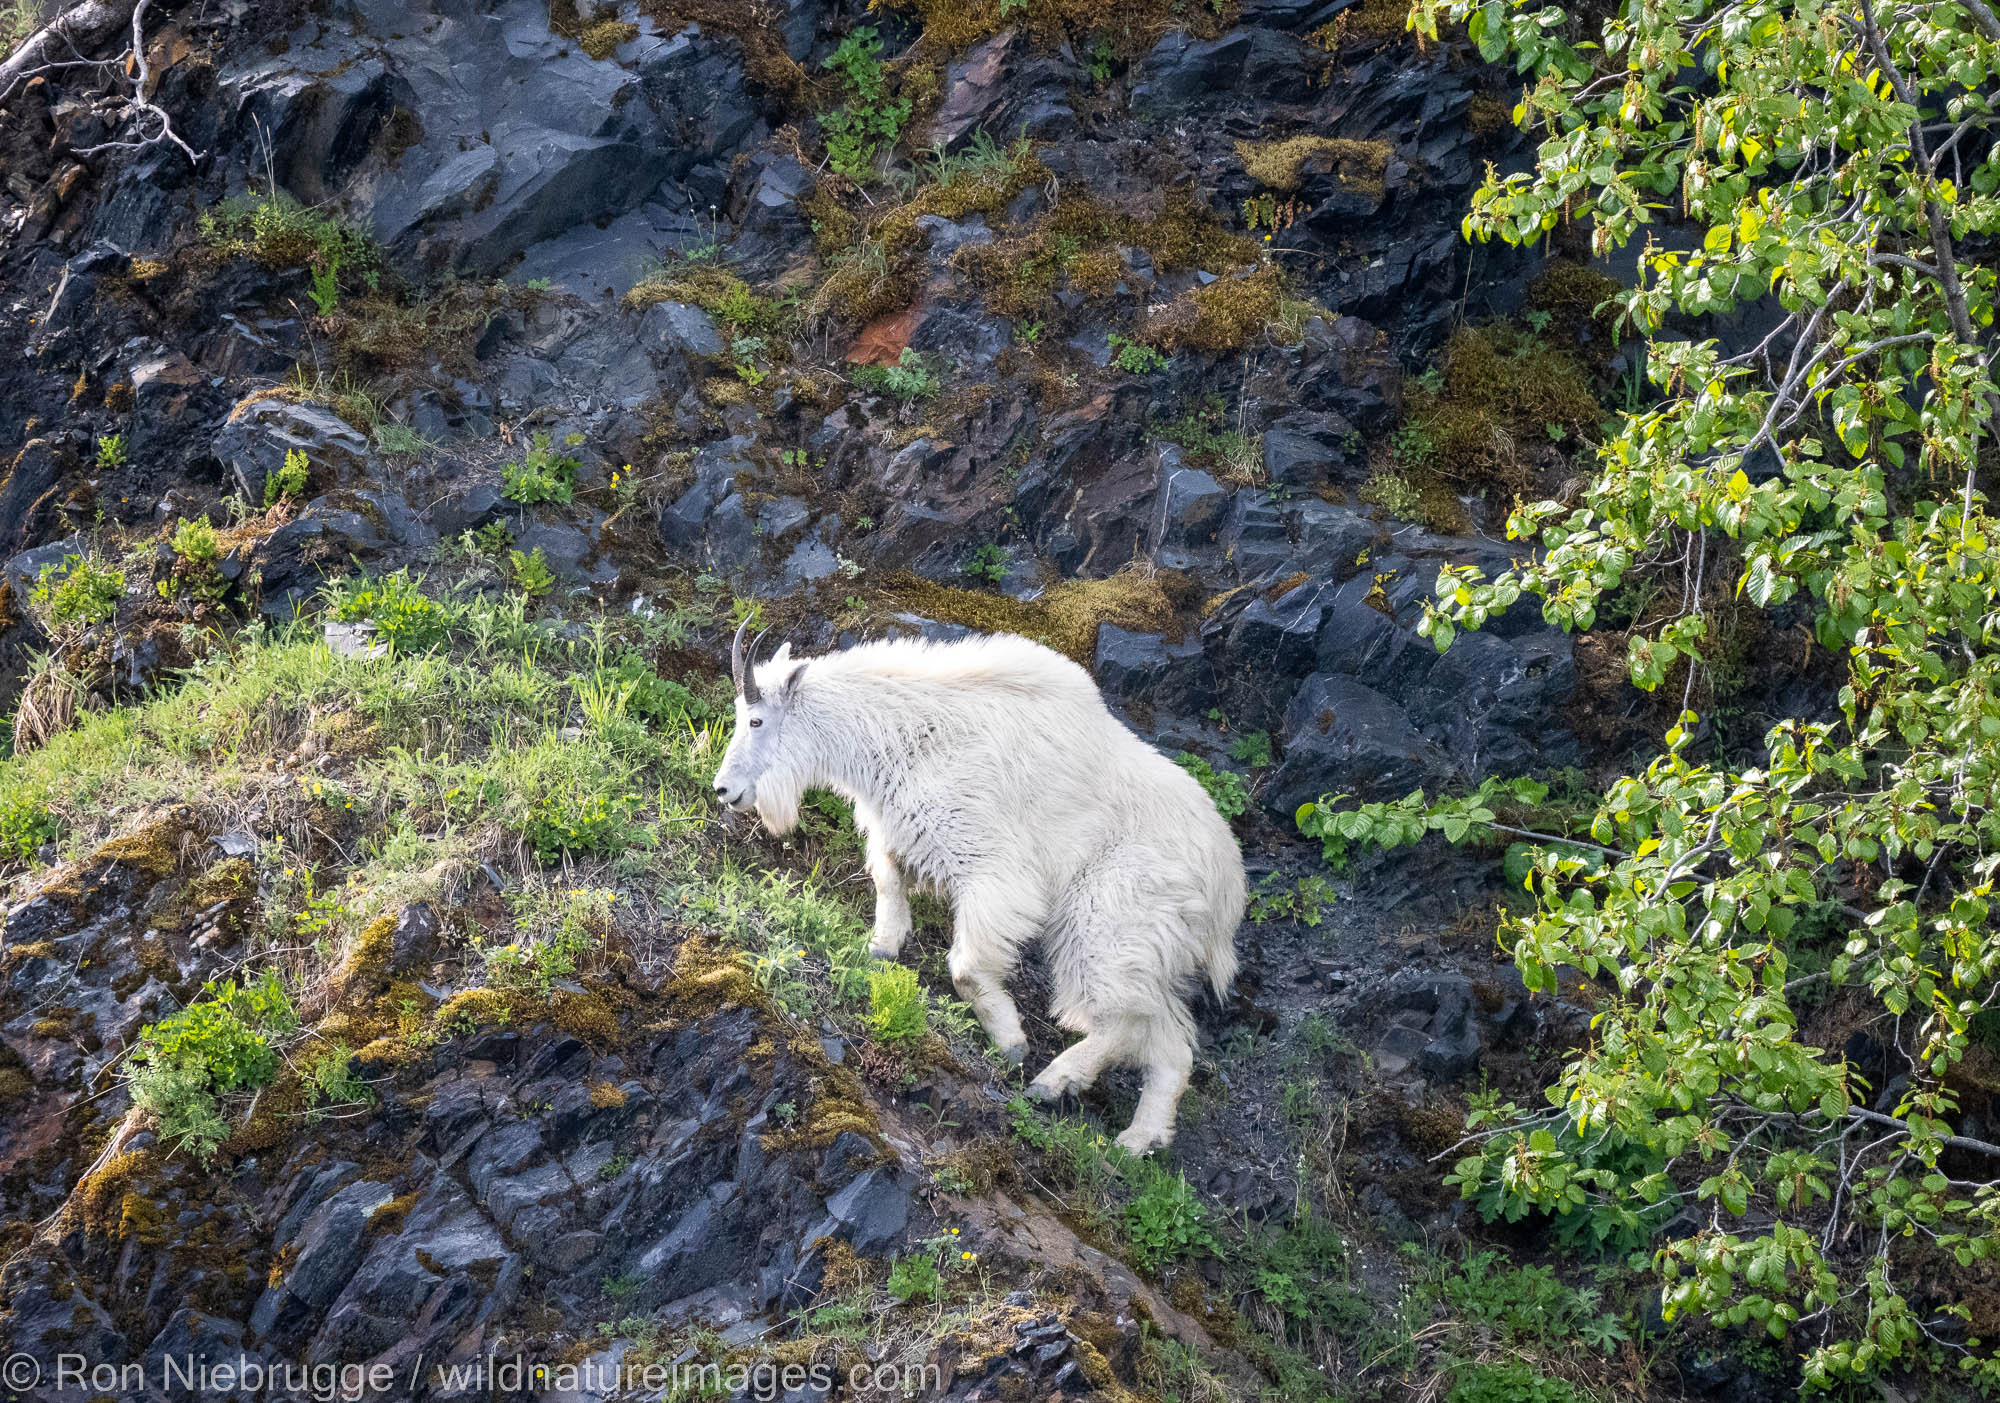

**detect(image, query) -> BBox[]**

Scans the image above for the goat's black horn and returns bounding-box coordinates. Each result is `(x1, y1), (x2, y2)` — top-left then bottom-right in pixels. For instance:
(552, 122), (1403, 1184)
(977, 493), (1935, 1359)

(731, 618), (762, 703)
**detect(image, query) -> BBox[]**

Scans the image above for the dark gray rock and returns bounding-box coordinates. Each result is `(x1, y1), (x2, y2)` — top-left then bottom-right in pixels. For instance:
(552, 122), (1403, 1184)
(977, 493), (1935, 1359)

(1151, 450), (1227, 550)
(1406, 628), (1579, 779)
(1095, 625), (1215, 718)
(430, 482), (511, 538)
(217, 4), (760, 276)
(821, 1166), (912, 1255)
(0, 441), (66, 560)
(1267, 674), (1452, 816)
(214, 400), (369, 506)
(1130, 28), (1311, 109)
(926, 30), (1080, 150)
(1227, 579), (1333, 685)
(640, 300), (725, 358)
(390, 902), (440, 972)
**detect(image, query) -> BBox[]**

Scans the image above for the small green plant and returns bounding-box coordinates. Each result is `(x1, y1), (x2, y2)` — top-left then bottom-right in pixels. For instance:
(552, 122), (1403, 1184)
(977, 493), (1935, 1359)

(323, 569), (452, 652)
(265, 447), (311, 505)
(303, 1042), (373, 1115)
(851, 347), (939, 400)
(1248, 873), (1334, 927)
(1446, 1361), (1585, 1403)
(963, 543), (1008, 587)
(1107, 333), (1167, 374)
(31, 554), (123, 631)
(170, 515), (221, 564)
(886, 1253), (941, 1303)
(1125, 1164), (1217, 1271)
(95, 433), (127, 468)
(500, 432), (582, 505)
(509, 546), (556, 597)
(522, 791), (635, 863)
(1389, 421), (1438, 468)
(0, 788), (60, 863)
(820, 27), (912, 183)
(1359, 470), (1426, 520)
(127, 972), (297, 1163)
(867, 962), (929, 1045)
(1228, 730), (1273, 768)
(199, 192), (379, 279)
(1089, 37), (1114, 82)
(1175, 753), (1249, 820)
(589, 653), (715, 728)
(308, 258), (341, 316)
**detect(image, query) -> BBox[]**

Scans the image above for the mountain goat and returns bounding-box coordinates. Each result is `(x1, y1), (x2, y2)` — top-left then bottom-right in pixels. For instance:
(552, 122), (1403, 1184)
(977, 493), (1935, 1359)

(711, 622), (1244, 1154)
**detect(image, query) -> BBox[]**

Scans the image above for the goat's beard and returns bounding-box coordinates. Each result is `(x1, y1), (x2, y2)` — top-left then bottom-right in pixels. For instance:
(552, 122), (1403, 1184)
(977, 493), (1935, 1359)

(753, 771), (804, 836)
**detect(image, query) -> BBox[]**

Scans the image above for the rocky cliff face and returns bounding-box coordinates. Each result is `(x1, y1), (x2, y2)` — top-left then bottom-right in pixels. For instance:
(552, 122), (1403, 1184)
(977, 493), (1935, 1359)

(0, 2), (1701, 1399)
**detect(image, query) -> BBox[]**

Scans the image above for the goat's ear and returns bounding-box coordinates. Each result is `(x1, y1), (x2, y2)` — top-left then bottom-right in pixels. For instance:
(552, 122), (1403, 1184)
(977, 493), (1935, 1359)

(770, 642), (794, 666)
(781, 662), (808, 698)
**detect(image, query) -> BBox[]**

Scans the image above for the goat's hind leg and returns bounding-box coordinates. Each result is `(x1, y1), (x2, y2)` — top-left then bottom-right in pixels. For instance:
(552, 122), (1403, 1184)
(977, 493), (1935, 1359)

(947, 892), (1033, 1067)
(1116, 1021), (1195, 1155)
(1026, 1020), (1126, 1103)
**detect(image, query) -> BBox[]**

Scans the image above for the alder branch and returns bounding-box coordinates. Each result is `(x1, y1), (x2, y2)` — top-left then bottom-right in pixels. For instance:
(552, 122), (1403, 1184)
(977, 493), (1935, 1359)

(0, 0), (199, 164)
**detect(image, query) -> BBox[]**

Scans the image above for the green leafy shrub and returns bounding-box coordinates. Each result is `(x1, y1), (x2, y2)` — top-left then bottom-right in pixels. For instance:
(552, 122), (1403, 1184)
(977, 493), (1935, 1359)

(1107, 333), (1167, 374)
(590, 654), (715, 728)
(30, 554), (123, 630)
(323, 569), (452, 652)
(303, 1042), (373, 1115)
(0, 788), (60, 862)
(1176, 753), (1249, 820)
(510, 546), (555, 597)
(886, 1254), (940, 1302)
(265, 447), (310, 505)
(501, 433), (581, 505)
(96, 433), (127, 467)
(963, 543), (1007, 586)
(170, 515), (221, 564)
(820, 27), (911, 182)
(1446, 1362), (1585, 1403)
(1124, 1164), (1217, 1270)
(1228, 730), (1273, 768)
(851, 347), (938, 400)
(128, 972), (297, 1162)
(522, 790), (635, 863)
(867, 962), (929, 1045)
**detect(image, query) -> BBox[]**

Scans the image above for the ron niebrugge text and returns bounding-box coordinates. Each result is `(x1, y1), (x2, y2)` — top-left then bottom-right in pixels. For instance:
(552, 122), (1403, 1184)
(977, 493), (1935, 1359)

(37, 1352), (944, 1399)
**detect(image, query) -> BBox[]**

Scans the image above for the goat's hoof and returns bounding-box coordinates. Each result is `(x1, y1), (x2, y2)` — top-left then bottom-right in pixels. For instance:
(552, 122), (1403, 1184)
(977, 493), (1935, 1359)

(1115, 1126), (1171, 1156)
(998, 1040), (1028, 1068)
(1025, 1074), (1065, 1103)
(867, 934), (904, 960)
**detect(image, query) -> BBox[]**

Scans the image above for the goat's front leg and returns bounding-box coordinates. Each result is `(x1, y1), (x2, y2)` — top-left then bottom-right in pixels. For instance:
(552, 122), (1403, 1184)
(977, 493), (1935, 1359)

(948, 891), (1032, 1066)
(862, 821), (913, 960)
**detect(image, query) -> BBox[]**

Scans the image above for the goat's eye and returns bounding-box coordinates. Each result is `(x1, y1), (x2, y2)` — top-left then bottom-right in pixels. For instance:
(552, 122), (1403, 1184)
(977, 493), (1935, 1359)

(749, 718), (762, 728)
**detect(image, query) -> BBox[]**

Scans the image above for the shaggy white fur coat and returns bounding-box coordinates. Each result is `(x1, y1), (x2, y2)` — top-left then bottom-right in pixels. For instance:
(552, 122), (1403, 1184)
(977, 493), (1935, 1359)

(711, 631), (1244, 1153)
